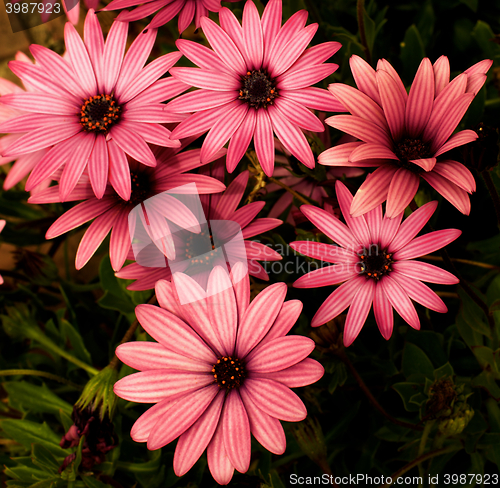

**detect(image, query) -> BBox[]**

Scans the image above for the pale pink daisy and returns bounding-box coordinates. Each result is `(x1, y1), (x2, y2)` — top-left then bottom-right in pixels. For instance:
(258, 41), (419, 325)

(28, 147), (226, 272)
(166, 0), (343, 176)
(0, 9), (188, 201)
(103, 0), (238, 34)
(320, 55), (492, 217)
(114, 263), (323, 484)
(116, 161), (283, 289)
(0, 220), (5, 285)
(290, 180), (461, 346)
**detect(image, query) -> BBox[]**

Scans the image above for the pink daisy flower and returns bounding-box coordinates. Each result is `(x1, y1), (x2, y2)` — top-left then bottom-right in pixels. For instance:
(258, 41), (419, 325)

(103, 0), (238, 34)
(114, 263), (324, 484)
(166, 0), (343, 176)
(116, 161), (283, 289)
(28, 147), (226, 272)
(0, 220), (6, 285)
(290, 180), (461, 346)
(0, 9), (188, 201)
(320, 55), (492, 217)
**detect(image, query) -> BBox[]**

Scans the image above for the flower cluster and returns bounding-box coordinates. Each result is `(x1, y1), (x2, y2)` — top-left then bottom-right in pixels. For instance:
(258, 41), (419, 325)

(0, 0), (494, 485)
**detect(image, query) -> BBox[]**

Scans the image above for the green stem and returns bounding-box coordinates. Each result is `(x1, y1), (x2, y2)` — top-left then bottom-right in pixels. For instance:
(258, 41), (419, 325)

(27, 327), (99, 376)
(417, 421), (435, 486)
(379, 444), (462, 488)
(0, 369), (82, 389)
(268, 176), (319, 206)
(357, 0), (372, 65)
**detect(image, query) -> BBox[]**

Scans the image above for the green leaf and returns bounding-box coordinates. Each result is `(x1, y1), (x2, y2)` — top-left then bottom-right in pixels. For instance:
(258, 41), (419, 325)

(97, 292), (134, 314)
(459, 0), (478, 11)
(400, 25), (425, 81)
(471, 371), (500, 401)
(3, 382), (72, 415)
(82, 477), (112, 488)
(362, 9), (376, 57)
(459, 289), (492, 339)
(433, 362), (455, 379)
(32, 445), (60, 473)
(402, 343), (435, 379)
(0, 420), (68, 458)
(58, 318), (92, 365)
(456, 315), (484, 349)
(486, 398), (500, 432)
(59, 409), (74, 433)
(470, 346), (500, 378)
(392, 382), (423, 412)
(472, 20), (500, 60)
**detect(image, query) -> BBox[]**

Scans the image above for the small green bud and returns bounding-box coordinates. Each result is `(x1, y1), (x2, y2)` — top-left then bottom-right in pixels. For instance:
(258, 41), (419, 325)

(76, 365), (119, 420)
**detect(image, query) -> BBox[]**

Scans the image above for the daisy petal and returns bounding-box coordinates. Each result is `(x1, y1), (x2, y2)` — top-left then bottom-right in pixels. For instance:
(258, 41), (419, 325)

(378, 275), (420, 329)
(392, 261), (458, 284)
(373, 283), (393, 340)
(343, 279), (375, 346)
(393, 228), (461, 261)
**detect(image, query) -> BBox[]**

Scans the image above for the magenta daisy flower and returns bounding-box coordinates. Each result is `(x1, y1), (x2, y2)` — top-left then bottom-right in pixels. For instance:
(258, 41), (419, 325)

(116, 161), (283, 289)
(0, 10), (188, 201)
(320, 55), (492, 217)
(166, 0), (343, 176)
(290, 180), (461, 346)
(28, 147), (226, 272)
(114, 263), (323, 484)
(103, 0), (238, 34)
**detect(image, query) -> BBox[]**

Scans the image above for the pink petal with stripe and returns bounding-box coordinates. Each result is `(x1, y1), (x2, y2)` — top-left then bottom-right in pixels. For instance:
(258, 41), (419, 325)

(350, 54), (380, 104)
(311, 275), (365, 326)
(393, 228), (462, 260)
(175, 38), (233, 73)
(432, 160), (475, 193)
(282, 87), (346, 112)
(114, 370), (214, 403)
(348, 143), (398, 164)
(261, 0), (282, 48)
(385, 168), (420, 218)
(239, 389), (285, 454)
(207, 416), (235, 485)
(257, 358), (324, 388)
(200, 16), (247, 74)
(405, 58), (434, 137)
(171, 105), (230, 140)
(343, 279), (375, 346)
(245, 336), (315, 372)
(379, 211), (404, 250)
(326, 115), (392, 147)
(274, 97), (324, 132)
(88, 134), (108, 199)
(277, 64), (337, 90)
(328, 83), (387, 130)
(378, 275), (420, 329)
(75, 207), (121, 269)
(227, 109), (256, 172)
(201, 103), (248, 164)
(373, 283), (393, 340)
(108, 139), (132, 201)
(290, 241), (358, 264)
(173, 390), (225, 477)
(287, 42), (342, 74)
(421, 172), (471, 215)
(170, 67), (240, 91)
(268, 104), (314, 168)
(242, 0), (264, 69)
(260, 299), (303, 345)
(102, 17), (128, 94)
(350, 165), (398, 217)
(166, 89), (237, 113)
(377, 68), (406, 141)
(235, 283), (286, 358)
(242, 378), (307, 421)
(433, 55), (450, 96)
(392, 261), (458, 285)
(318, 141), (364, 166)
(391, 272), (448, 313)
(110, 210), (131, 271)
(300, 205), (357, 249)
(377, 59), (408, 102)
(434, 130), (478, 158)
(254, 109), (275, 176)
(222, 390), (251, 473)
(109, 124), (156, 167)
(116, 342), (211, 372)
(0, 93), (79, 115)
(147, 386), (219, 450)
(388, 201), (438, 253)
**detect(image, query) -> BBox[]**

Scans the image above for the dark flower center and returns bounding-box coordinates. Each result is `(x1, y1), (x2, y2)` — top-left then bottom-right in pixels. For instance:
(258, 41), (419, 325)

(129, 171), (151, 205)
(184, 231), (222, 266)
(80, 94), (121, 133)
(358, 245), (393, 280)
(239, 70), (277, 109)
(212, 356), (246, 390)
(394, 137), (431, 171)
